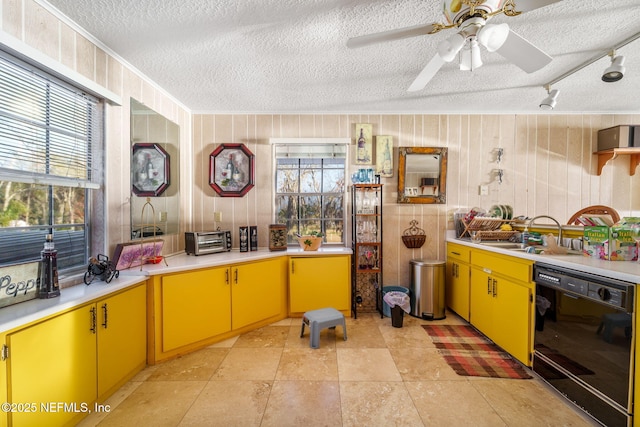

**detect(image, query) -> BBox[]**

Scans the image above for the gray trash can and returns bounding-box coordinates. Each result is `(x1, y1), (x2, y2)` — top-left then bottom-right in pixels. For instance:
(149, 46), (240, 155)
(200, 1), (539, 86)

(409, 259), (446, 320)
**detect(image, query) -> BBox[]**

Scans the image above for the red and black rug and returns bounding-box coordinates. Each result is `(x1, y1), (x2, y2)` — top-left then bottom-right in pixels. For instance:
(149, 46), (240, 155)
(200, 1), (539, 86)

(422, 324), (532, 379)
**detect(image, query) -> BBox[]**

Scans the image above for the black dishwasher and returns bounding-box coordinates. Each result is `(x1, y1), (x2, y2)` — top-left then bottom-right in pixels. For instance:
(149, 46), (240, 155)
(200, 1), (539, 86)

(533, 262), (634, 427)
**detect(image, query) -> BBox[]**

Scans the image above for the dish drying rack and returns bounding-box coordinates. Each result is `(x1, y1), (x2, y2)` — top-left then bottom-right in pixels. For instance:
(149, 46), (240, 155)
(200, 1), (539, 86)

(460, 217), (517, 241)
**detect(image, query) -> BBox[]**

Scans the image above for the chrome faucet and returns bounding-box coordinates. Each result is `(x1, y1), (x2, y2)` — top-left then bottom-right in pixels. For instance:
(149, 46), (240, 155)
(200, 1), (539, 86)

(527, 215), (563, 247)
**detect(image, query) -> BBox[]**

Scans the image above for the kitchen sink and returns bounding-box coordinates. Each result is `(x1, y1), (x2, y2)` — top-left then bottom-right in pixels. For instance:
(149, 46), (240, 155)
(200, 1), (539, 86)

(477, 241), (583, 255)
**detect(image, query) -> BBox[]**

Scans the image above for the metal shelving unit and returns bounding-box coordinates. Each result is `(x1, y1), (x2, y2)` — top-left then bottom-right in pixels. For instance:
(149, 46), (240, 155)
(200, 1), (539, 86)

(351, 181), (382, 319)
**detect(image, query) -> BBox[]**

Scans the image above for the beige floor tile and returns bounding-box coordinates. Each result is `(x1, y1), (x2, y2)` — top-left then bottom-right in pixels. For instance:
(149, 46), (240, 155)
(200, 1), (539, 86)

(335, 323), (386, 348)
(232, 325), (289, 347)
(379, 323), (436, 348)
(337, 348), (402, 382)
(208, 335), (239, 348)
(178, 380), (271, 426)
(269, 317), (294, 326)
(471, 378), (597, 426)
(261, 380), (342, 427)
(405, 380), (507, 426)
(95, 381), (206, 427)
(389, 347), (464, 381)
(211, 347), (282, 380)
(147, 348), (229, 381)
(340, 381), (423, 426)
(275, 347), (339, 381)
(77, 381), (144, 427)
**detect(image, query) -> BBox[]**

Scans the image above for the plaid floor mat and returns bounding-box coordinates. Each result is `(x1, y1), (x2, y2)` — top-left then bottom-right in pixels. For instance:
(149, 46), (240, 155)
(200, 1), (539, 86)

(422, 324), (532, 379)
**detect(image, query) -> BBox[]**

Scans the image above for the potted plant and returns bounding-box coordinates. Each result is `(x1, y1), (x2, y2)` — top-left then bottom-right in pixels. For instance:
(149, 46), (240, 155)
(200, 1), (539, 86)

(297, 230), (324, 251)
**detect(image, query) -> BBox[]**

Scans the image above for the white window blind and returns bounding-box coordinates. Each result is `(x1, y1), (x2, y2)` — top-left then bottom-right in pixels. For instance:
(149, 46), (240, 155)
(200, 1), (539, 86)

(0, 52), (100, 189)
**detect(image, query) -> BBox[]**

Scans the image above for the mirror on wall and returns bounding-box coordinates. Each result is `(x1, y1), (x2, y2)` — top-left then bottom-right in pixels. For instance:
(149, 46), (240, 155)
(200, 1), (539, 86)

(397, 147), (448, 204)
(130, 99), (180, 239)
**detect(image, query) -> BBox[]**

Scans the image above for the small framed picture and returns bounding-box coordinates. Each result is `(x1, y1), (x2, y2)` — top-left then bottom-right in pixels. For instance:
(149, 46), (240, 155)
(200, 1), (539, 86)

(209, 143), (255, 197)
(132, 143), (170, 197)
(375, 135), (393, 177)
(355, 124), (373, 165)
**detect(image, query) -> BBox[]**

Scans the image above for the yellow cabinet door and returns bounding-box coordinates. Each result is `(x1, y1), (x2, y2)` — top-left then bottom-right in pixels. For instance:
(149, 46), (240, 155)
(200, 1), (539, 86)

(8, 305), (97, 427)
(0, 333), (6, 427)
(469, 267), (494, 337)
(289, 256), (350, 313)
(97, 284), (147, 398)
(491, 277), (531, 365)
(232, 258), (285, 330)
(162, 266), (231, 352)
(445, 259), (470, 321)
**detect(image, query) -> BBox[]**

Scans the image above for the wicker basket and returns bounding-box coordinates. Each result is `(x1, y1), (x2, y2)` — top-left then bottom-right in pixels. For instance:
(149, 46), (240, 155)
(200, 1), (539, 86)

(402, 234), (426, 249)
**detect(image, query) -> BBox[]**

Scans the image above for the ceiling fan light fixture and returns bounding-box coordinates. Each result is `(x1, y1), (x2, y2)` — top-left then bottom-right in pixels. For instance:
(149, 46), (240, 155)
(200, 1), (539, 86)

(437, 33), (465, 62)
(602, 53), (625, 82)
(477, 23), (509, 52)
(539, 87), (559, 110)
(459, 38), (482, 71)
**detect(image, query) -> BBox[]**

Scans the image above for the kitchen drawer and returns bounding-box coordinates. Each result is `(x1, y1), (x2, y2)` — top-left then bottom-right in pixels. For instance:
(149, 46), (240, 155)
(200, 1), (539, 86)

(471, 249), (533, 284)
(447, 242), (471, 263)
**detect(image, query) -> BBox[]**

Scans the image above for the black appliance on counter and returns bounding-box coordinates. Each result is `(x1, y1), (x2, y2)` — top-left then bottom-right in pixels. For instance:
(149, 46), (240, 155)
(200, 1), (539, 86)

(533, 262), (634, 427)
(185, 231), (232, 255)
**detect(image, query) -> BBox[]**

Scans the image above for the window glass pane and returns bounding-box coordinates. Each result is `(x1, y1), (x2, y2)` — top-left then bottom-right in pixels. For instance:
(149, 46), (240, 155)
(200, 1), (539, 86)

(274, 144), (346, 245)
(53, 187), (85, 225)
(276, 166), (299, 193)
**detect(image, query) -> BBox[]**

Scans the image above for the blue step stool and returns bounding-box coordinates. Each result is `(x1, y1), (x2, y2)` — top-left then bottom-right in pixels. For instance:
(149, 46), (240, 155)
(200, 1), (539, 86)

(300, 307), (347, 349)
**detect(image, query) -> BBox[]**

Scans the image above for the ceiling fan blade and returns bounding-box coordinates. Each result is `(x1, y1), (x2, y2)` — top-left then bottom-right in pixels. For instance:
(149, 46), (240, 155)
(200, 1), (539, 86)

(510, 0), (563, 13)
(494, 29), (552, 73)
(407, 54), (445, 92)
(347, 23), (436, 49)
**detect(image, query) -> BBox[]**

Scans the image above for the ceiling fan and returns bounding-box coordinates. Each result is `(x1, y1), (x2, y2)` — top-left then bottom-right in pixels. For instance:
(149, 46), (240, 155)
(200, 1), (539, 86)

(347, 0), (563, 91)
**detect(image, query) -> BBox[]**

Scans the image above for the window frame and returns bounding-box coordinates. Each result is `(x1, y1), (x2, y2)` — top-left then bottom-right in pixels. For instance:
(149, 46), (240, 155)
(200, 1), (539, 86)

(272, 138), (349, 247)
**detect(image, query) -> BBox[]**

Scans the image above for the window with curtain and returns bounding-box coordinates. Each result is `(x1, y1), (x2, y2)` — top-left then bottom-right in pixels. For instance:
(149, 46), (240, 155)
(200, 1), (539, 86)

(0, 51), (102, 270)
(274, 143), (346, 245)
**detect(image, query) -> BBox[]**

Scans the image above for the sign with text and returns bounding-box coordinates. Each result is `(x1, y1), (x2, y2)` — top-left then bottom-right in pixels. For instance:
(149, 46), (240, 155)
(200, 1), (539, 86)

(0, 261), (39, 308)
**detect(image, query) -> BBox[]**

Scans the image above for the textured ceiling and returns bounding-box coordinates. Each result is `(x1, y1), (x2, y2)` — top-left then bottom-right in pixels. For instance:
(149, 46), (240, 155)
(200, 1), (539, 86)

(44, 0), (640, 114)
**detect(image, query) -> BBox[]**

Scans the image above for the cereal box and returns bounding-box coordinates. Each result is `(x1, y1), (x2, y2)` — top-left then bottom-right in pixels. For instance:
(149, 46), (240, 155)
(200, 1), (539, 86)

(582, 226), (609, 259)
(609, 218), (640, 261)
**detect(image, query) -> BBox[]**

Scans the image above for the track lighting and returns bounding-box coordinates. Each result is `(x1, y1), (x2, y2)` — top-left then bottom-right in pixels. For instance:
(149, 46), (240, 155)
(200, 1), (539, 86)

(539, 85), (559, 110)
(602, 51), (625, 82)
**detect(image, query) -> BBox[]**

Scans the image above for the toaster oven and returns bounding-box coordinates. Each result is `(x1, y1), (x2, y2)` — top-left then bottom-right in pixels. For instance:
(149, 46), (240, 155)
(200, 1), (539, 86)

(185, 231), (232, 255)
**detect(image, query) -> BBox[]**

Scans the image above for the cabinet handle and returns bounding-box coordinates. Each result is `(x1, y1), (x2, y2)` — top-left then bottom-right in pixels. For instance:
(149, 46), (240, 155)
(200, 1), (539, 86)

(89, 306), (97, 334)
(291, 261), (294, 274)
(492, 279), (498, 297)
(225, 269), (229, 285)
(454, 263), (459, 278)
(234, 268), (238, 284)
(487, 277), (492, 295)
(452, 251), (461, 256)
(101, 303), (108, 329)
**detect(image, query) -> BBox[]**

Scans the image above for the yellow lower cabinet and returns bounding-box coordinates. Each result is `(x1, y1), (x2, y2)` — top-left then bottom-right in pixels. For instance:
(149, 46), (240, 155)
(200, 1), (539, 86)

(97, 284), (147, 399)
(8, 305), (98, 427)
(231, 257), (286, 330)
(446, 243), (471, 320)
(0, 333), (6, 427)
(289, 255), (350, 314)
(470, 266), (532, 366)
(162, 266), (231, 352)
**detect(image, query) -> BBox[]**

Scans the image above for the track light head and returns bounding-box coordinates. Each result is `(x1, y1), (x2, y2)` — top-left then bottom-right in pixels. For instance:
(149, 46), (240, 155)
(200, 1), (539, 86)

(602, 53), (625, 82)
(539, 87), (559, 110)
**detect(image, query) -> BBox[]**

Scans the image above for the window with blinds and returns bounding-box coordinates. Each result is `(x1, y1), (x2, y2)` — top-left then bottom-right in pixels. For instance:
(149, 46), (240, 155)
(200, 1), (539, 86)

(0, 51), (102, 269)
(274, 143), (346, 245)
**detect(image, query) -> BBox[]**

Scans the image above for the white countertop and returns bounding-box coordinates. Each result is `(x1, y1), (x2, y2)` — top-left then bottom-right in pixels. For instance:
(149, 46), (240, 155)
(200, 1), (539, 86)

(0, 246), (352, 334)
(447, 235), (640, 283)
(0, 275), (147, 334)
(125, 246), (353, 276)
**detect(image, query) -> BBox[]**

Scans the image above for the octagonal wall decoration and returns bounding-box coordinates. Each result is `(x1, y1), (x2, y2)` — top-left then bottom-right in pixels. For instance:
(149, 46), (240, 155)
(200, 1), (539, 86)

(209, 143), (255, 197)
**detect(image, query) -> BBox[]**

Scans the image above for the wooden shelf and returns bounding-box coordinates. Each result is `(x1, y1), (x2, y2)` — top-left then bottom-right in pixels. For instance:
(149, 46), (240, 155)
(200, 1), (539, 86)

(595, 148), (640, 176)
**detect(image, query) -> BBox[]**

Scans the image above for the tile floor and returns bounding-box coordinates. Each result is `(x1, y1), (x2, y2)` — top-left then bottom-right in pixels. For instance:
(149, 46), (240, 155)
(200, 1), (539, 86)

(79, 311), (598, 426)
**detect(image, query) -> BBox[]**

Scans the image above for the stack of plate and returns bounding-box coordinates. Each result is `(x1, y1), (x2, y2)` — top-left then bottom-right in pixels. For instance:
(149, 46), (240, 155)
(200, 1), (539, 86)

(489, 205), (513, 220)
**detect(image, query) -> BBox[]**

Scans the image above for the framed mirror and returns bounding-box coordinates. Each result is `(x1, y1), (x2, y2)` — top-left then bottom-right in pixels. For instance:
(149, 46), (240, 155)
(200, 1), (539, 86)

(397, 147), (447, 204)
(130, 99), (180, 239)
